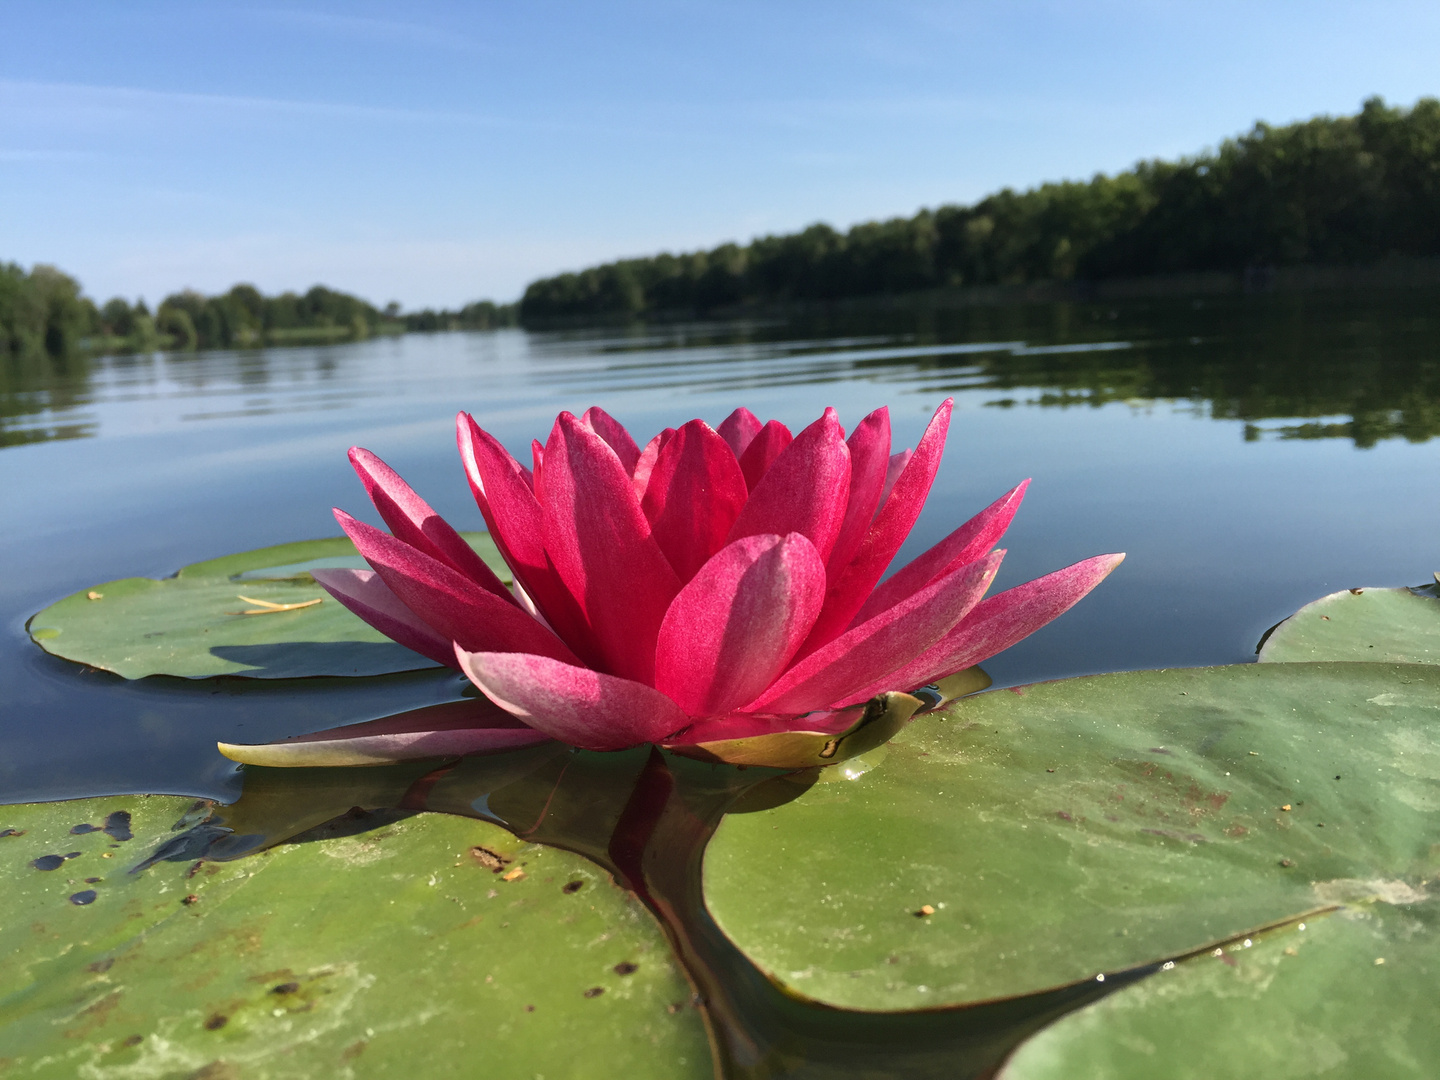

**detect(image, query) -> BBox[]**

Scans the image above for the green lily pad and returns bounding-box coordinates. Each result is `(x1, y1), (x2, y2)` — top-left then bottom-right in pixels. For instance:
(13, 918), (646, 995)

(26, 534), (508, 679)
(703, 662), (1440, 1014)
(1001, 896), (1439, 1079)
(0, 793), (709, 1079)
(1258, 582), (1440, 664)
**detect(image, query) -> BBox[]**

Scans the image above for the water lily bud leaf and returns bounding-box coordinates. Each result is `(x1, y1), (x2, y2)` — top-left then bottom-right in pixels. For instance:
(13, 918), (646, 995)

(666, 691), (923, 768)
(0, 794), (708, 1078)
(704, 662), (1440, 1027)
(26, 533), (508, 679)
(1257, 583), (1440, 664)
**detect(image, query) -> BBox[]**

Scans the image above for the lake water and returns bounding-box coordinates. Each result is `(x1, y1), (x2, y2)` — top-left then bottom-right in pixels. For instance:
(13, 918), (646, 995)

(4, 290), (1438, 804)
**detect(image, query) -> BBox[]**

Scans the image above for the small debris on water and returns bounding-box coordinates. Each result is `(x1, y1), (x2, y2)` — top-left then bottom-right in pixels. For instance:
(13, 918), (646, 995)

(87, 591), (103, 600)
(1374, 957), (1385, 965)
(914, 905), (936, 918)
(182, 894), (200, 906)
(1248, 751), (1260, 756)
(1281, 805), (1292, 812)
(1349, 588), (1364, 595)
(1046, 768), (1056, 773)
(501, 867), (526, 882)
(101, 852), (112, 858)
(583, 987), (605, 998)
(613, 962), (638, 976)
(1280, 858), (1295, 868)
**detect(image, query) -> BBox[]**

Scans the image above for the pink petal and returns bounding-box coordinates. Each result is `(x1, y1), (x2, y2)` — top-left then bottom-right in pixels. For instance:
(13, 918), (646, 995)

(748, 549), (1003, 714)
(632, 428), (674, 500)
(581, 406), (641, 475)
(456, 649), (688, 750)
(349, 447), (511, 601)
(727, 408), (851, 564)
(802, 399), (953, 650)
(531, 439), (546, 495)
(655, 532), (826, 716)
(457, 414), (601, 665)
(336, 509), (582, 665)
(717, 407), (763, 460)
(834, 553), (1127, 705)
(666, 706), (860, 745)
(737, 419), (793, 490)
(641, 420), (751, 582)
(850, 480), (1029, 627)
(218, 698), (551, 767)
(541, 412), (681, 684)
(879, 449), (912, 509)
(826, 407), (891, 579)
(311, 567), (457, 668)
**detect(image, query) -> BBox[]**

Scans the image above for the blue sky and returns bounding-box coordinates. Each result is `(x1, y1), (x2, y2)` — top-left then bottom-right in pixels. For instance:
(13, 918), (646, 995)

(3, 1), (1437, 308)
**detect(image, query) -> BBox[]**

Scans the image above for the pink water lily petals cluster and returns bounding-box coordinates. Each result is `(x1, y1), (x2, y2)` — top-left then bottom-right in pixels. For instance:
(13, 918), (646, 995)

(309, 402), (1123, 759)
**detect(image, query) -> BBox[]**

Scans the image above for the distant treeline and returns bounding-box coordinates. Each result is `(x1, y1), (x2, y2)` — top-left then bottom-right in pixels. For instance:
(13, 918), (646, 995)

(0, 265), (518, 362)
(401, 300), (517, 332)
(519, 96), (1440, 324)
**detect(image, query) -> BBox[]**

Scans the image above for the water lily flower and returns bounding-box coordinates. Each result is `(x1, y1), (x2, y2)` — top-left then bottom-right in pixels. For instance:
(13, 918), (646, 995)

(221, 403), (1122, 768)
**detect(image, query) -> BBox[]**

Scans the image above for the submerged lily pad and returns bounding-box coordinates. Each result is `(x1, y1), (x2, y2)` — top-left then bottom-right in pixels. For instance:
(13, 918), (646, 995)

(1002, 895), (1439, 1079)
(26, 533), (507, 679)
(1257, 582), (1440, 665)
(703, 663), (1440, 1018)
(0, 793), (709, 1079)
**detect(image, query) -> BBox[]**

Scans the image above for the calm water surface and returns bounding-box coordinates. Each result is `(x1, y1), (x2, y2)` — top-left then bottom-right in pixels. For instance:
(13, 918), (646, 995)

(3, 292), (1438, 803)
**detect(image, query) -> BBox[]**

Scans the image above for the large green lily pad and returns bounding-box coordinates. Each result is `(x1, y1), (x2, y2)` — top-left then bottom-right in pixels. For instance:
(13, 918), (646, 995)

(703, 662), (1440, 1014)
(0, 793), (709, 1079)
(1001, 895), (1439, 1079)
(1258, 581), (1440, 665)
(26, 534), (508, 679)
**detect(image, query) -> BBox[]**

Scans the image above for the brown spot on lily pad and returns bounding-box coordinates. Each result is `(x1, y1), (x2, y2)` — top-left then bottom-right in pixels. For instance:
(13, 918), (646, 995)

(583, 986), (605, 998)
(613, 961), (638, 975)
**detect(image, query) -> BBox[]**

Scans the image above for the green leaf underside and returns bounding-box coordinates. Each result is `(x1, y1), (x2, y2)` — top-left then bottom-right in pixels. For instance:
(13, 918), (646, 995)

(26, 533), (509, 679)
(1258, 583), (1440, 665)
(703, 662), (1440, 1014)
(0, 795), (709, 1079)
(1001, 900), (1440, 1079)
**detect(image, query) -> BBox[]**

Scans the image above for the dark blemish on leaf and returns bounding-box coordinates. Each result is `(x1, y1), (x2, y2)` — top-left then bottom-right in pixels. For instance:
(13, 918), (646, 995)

(1280, 858), (1295, 867)
(1056, 811), (1073, 821)
(182, 894), (200, 906)
(85, 877), (102, 884)
(470, 846), (509, 872)
(70, 890), (98, 906)
(1, 828), (26, 838)
(562, 880), (584, 894)
(613, 961), (638, 975)
(88, 958), (115, 973)
(1225, 825), (1249, 837)
(204, 1013), (228, 1031)
(121, 1035), (143, 1048)
(525, 1004), (535, 1012)
(1007, 687), (1026, 695)
(187, 861), (204, 879)
(1147, 747), (1174, 755)
(341, 1040), (368, 1063)
(1316, 823), (1325, 827)
(66, 851), (82, 859)
(667, 1002), (684, 1014)
(71, 823), (101, 834)
(1335, 775), (1342, 780)
(31, 855), (67, 871)
(583, 987), (605, 998)
(271, 982), (300, 995)
(104, 811), (133, 842)
(1349, 588), (1364, 595)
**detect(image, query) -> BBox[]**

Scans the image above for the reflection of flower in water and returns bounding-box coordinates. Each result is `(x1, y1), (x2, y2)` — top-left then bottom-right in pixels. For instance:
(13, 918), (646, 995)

(294, 404), (1122, 765)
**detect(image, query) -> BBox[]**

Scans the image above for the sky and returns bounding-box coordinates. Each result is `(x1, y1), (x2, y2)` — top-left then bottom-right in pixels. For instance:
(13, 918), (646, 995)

(2, 1), (1438, 309)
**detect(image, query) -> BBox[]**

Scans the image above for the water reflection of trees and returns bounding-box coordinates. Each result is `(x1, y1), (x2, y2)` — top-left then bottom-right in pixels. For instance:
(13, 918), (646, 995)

(895, 291), (1440, 448)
